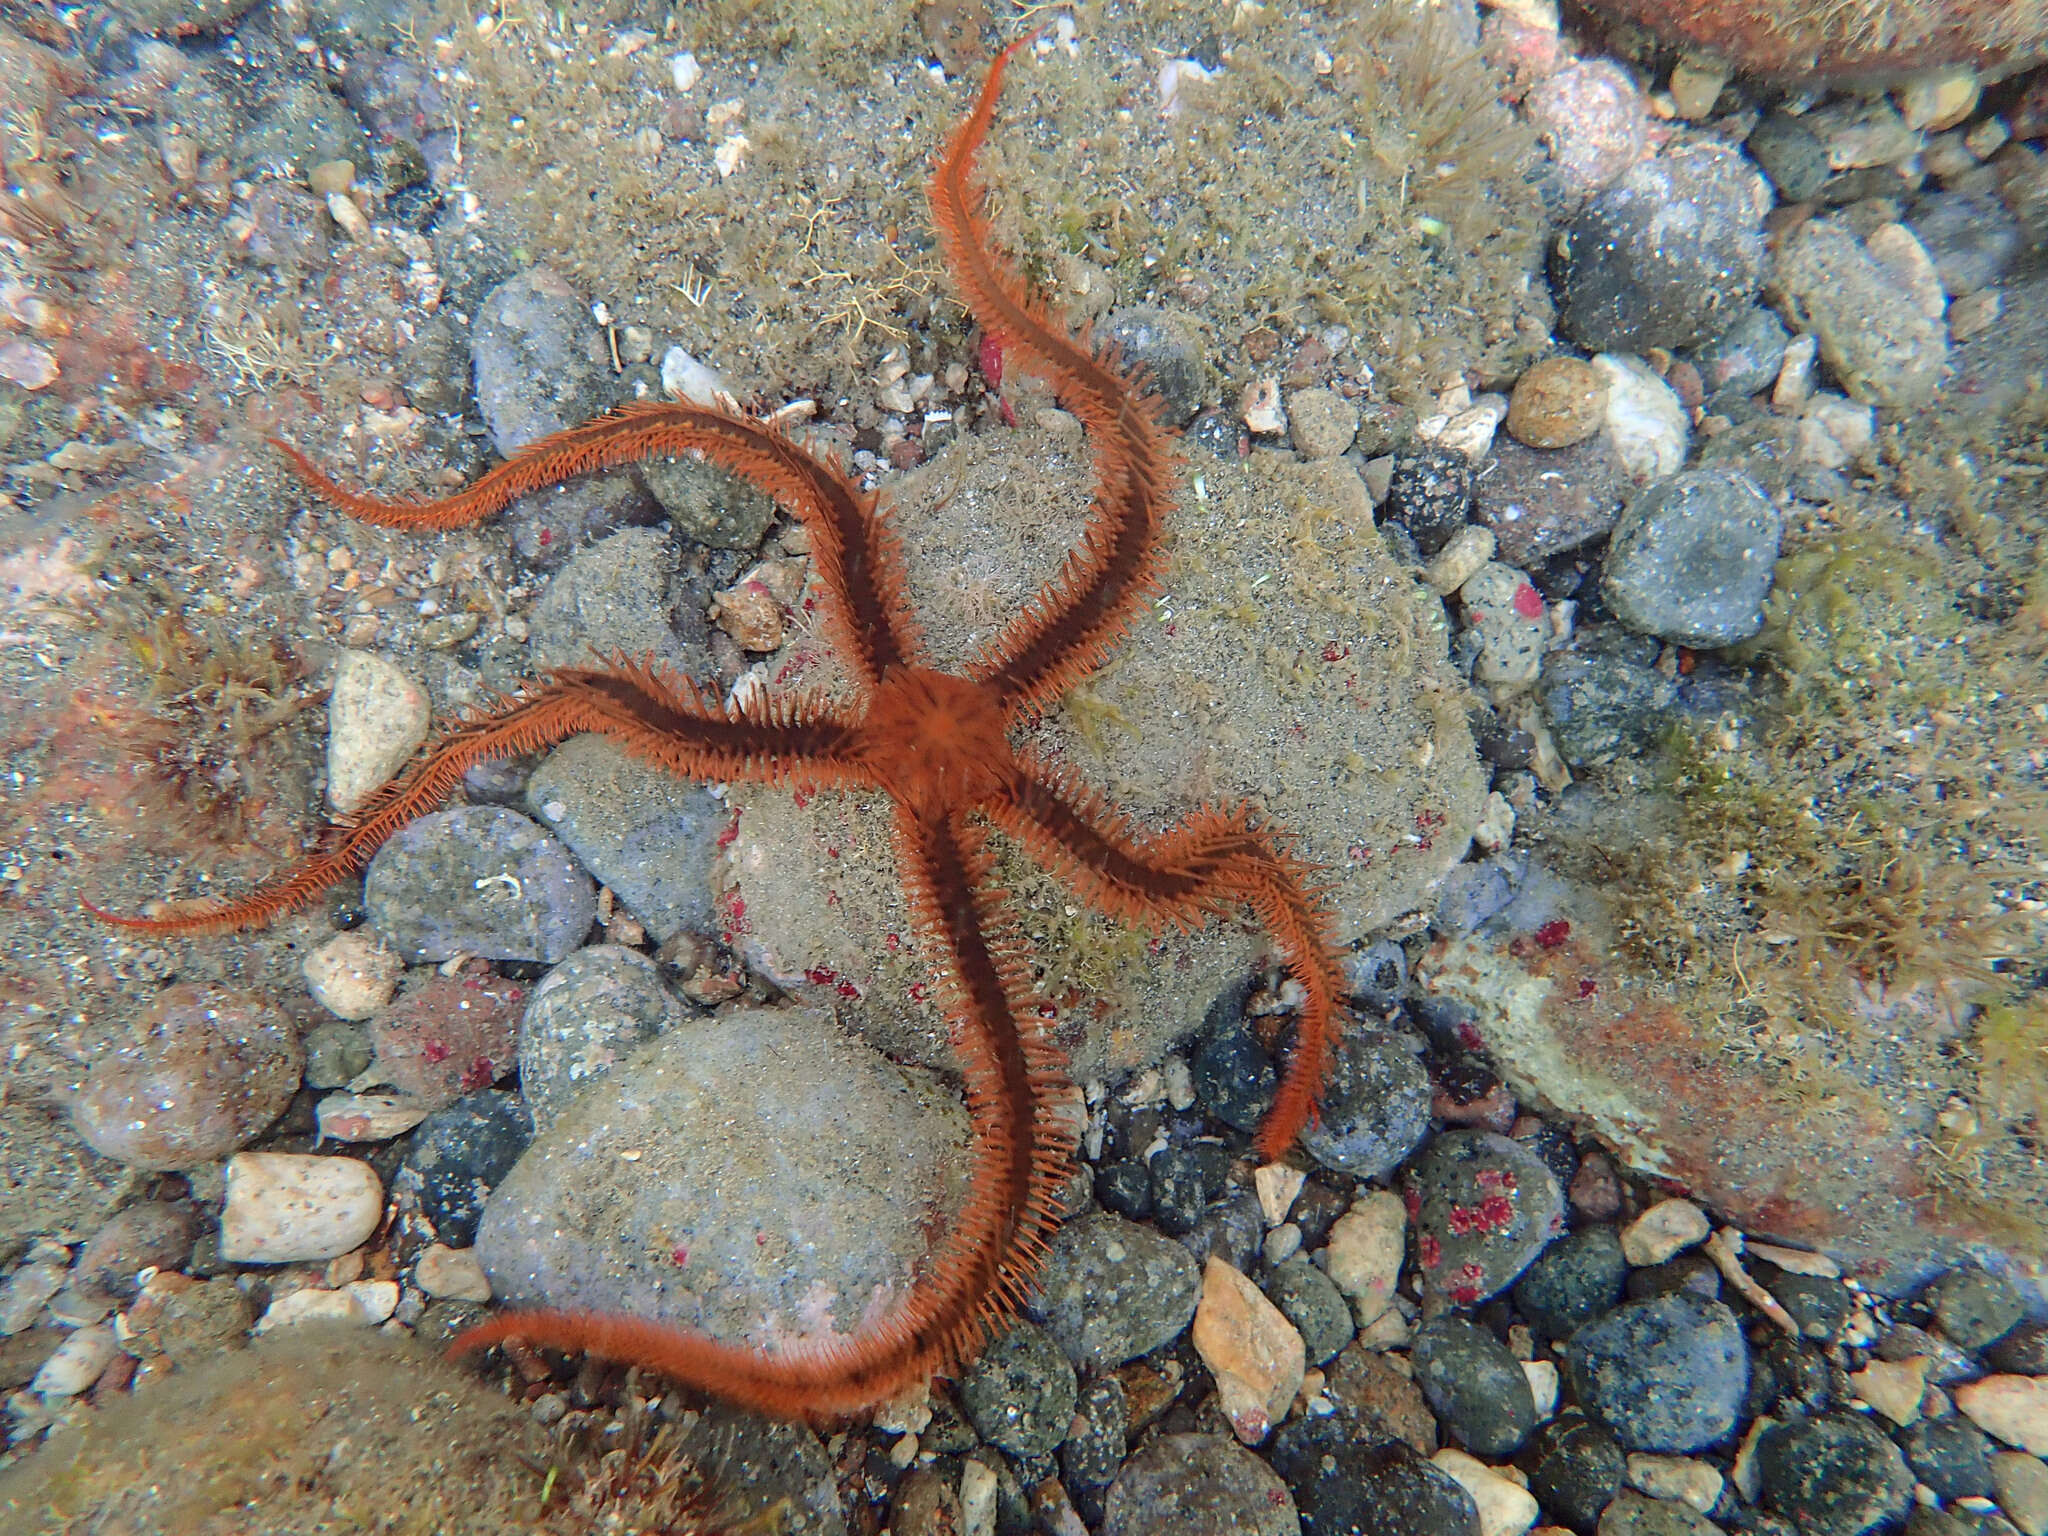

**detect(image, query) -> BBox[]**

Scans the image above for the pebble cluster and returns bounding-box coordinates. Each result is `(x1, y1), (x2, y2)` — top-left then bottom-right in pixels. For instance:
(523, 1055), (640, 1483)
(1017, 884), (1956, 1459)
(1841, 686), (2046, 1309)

(2, 0), (2044, 1530)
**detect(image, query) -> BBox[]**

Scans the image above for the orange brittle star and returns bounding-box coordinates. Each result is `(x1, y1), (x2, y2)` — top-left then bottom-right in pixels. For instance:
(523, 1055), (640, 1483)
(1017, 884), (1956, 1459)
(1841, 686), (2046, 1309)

(92, 35), (1346, 1421)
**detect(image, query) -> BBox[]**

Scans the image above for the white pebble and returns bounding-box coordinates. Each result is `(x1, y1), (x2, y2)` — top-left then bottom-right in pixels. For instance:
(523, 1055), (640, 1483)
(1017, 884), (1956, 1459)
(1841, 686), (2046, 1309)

(1254, 1162), (1306, 1227)
(1473, 791), (1516, 855)
(219, 1152), (384, 1264)
(414, 1242), (493, 1302)
(326, 651), (429, 814)
(960, 1457), (999, 1536)
(669, 52), (700, 93)
(303, 929), (403, 1020)
(1593, 354), (1689, 483)
(256, 1278), (399, 1332)
(1432, 1447), (1540, 1536)
(1621, 1198), (1711, 1266)
(1437, 396), (1508, 460)
(661, 345), (733, 406)
(1240, 377), (1286, 436)
(31, 1323), (118, 1397)
(1522, 1358), (1560, 1419)
(1424, 524), (1498, 596)
(1772, 333), (1819, 409)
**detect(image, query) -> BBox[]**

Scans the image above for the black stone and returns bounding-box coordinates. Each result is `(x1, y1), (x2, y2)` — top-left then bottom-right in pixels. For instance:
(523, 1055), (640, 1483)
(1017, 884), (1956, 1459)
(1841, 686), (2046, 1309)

(1893, 1417), (1995, 1503)
(1270, 1420), (1480, 1536)
(1384, 445), (1474, 557)
(1412, 1315), (1537, 1457)
(1566, 1294), (1748, 1453)
(1191, 1026), (1277, 1133)
(1515, 1224), (1627, 1342)
(394, 1090), (534, 1246)
(1756, 1414), (1913, 1536)
(1094, 1158), (1152, 1220)
(1523, 1411), (1625, 1533)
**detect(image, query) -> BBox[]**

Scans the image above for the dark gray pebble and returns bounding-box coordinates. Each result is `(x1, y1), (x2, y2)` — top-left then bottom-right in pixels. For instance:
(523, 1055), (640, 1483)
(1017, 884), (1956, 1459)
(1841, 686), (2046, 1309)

(1298, 1029), (1431, 1179)
(505, 472), (663, 572)
(1028, 1213), (1201, 1371)
(1541, 650), (1680, 768)
(1412, 1315), (1537, 1457)
(1987, 1321), (2048, 1375)
(1191, 1026), (1276, 1134)
(1930, 1265), (2026, 1350)
(1597, 1490), (1725, 1536)
(1149, 1147), (1214, 1236)
(1265, 1254), (1355, 1366)
(70, 1202), (197, 1303)
(960, 1321), (1078, 1458)
(1746, 113), (1832, 203)
(1757, 1414), (1913, 1536)
(636, 454), (777, 550)
(1685, 306), (1789, 407)
(1515, 1224), (1628, 1342)
(1567, 1293), (1748, 1452)
(1270, 1421), (1476, 1536)
(1552, 143), (1767, 354)
(527, 526), (712, 678)
(1894, 1417), (1995, 1502)
(394, 1089), (534, 1247)
(1907, 191), (2023, 297)
(1342, 940), (1408, 1016)
(364, 805), (596, 965)
(1527, 1411), (1627, 1533)
(1062, 1374), (1129, 1498)
(1180, 1190), (1264, 1275)
(1758, 1265), (1851, 1342)
(1431, 859), (1518, 940)
(1384, 445), (1474, 557)
(1408, 1130), (1565, 1306)
(1094, 1159), (1152, 1220)
(1103, 1432), (1300, 1536)
(1472, 436), (1629, 568)
(1601, 468), (1783, 649)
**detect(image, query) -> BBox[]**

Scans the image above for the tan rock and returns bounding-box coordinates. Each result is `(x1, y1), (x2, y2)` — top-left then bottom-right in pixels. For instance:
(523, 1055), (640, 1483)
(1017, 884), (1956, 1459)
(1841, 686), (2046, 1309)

(326, 650), (429, 814)
(1850, 1356), (1927, 1426)
(1191, 1258), (1304, 1445)
(302, 929), (403, 1021)
(1506, 357), (1606, 450)
(414, 1243), (492, 1303)
(1433, 1447), (1540, 1536)
(1323, 1189), (1406, 1326)
(1992, 1450), (2048, 1536)
(219, 1153), (384, 1264)
(1621, 1199), (1711, 1266)
(1957, 1375), (2048, 1455)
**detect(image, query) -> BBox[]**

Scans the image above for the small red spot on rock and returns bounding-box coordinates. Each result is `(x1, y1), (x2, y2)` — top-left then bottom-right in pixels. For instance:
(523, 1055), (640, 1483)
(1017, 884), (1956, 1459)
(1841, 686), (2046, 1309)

(978, 334), (1004, 389)
(1534, 918), (1571, 948)
(671, 1246), (689, 1266)
(1577, 976), (1599, 1000)
(421, 1039), (451, 1064)
(1513, 581), (1544, 619)
(1418, 1231), (1441, 1268)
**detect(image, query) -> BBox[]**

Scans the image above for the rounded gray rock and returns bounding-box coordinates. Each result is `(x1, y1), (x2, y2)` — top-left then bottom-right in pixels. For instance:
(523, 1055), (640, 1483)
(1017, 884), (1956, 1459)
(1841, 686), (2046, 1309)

(1601, 469), (1783, 649)
(525, 734), (725, 944)
(475, 1007), (971, 1341)
(516, 944), (687, 1134)
(1298, 1028), (1432, 1178)
(1553, 143), (1769, 354)
(1104, 1432), (1300, 1536)
(470, 266), (617, 456)
(960, 1321), (1079, 1458)
(1567, 1293), (1749, 1453)
(1027, 1212), (1201, 1371)
(364, 805), (596, 964)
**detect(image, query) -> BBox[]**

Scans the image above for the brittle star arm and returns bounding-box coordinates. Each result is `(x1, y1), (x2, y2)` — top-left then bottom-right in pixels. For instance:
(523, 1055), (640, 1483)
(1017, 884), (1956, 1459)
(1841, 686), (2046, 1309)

(447, 803), (1071, 1420)
(983, 758), (1344, 1162)
(273, 400), (925, 695)
(929, 36), (1176, 717)
(87, 663), (872, 934)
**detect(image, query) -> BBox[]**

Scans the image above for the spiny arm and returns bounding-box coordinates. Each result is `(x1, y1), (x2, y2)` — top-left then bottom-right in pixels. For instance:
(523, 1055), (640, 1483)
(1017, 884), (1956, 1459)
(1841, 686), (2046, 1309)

(449, 803), (1070, 1420)
(982, 758), (1344, 1161)
(87, 662), (872, 935)
(275, 401), (925, 693)
(928, 37), (1178, 717)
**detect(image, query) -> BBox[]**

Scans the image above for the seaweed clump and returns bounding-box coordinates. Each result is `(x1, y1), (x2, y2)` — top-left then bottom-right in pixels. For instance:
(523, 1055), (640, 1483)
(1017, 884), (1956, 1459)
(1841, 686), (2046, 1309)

(99, 593), (309, 849)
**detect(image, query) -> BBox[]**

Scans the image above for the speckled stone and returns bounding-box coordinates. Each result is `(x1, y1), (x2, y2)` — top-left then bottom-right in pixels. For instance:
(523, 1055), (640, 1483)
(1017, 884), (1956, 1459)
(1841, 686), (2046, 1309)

(1407, 1130), (1565, 1307)
(1600, 469), (1783, 649)
(1412, 1315), (1538, 1457)
(1756, 1415), (1913, 1536)
(364, 805), (596, 964)
(1104, 1432), (1300, 1536)
(961, 1321), (1079, 1458)
(515, 944), (686, 1133)
(71, 984), (302, 1172)
(1568, 1294), (1749, 1453)
(1297, 1028), (1431, 1179)
(474, 1008), (970, 1343)
(1028, 1213), (1202, 1371)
